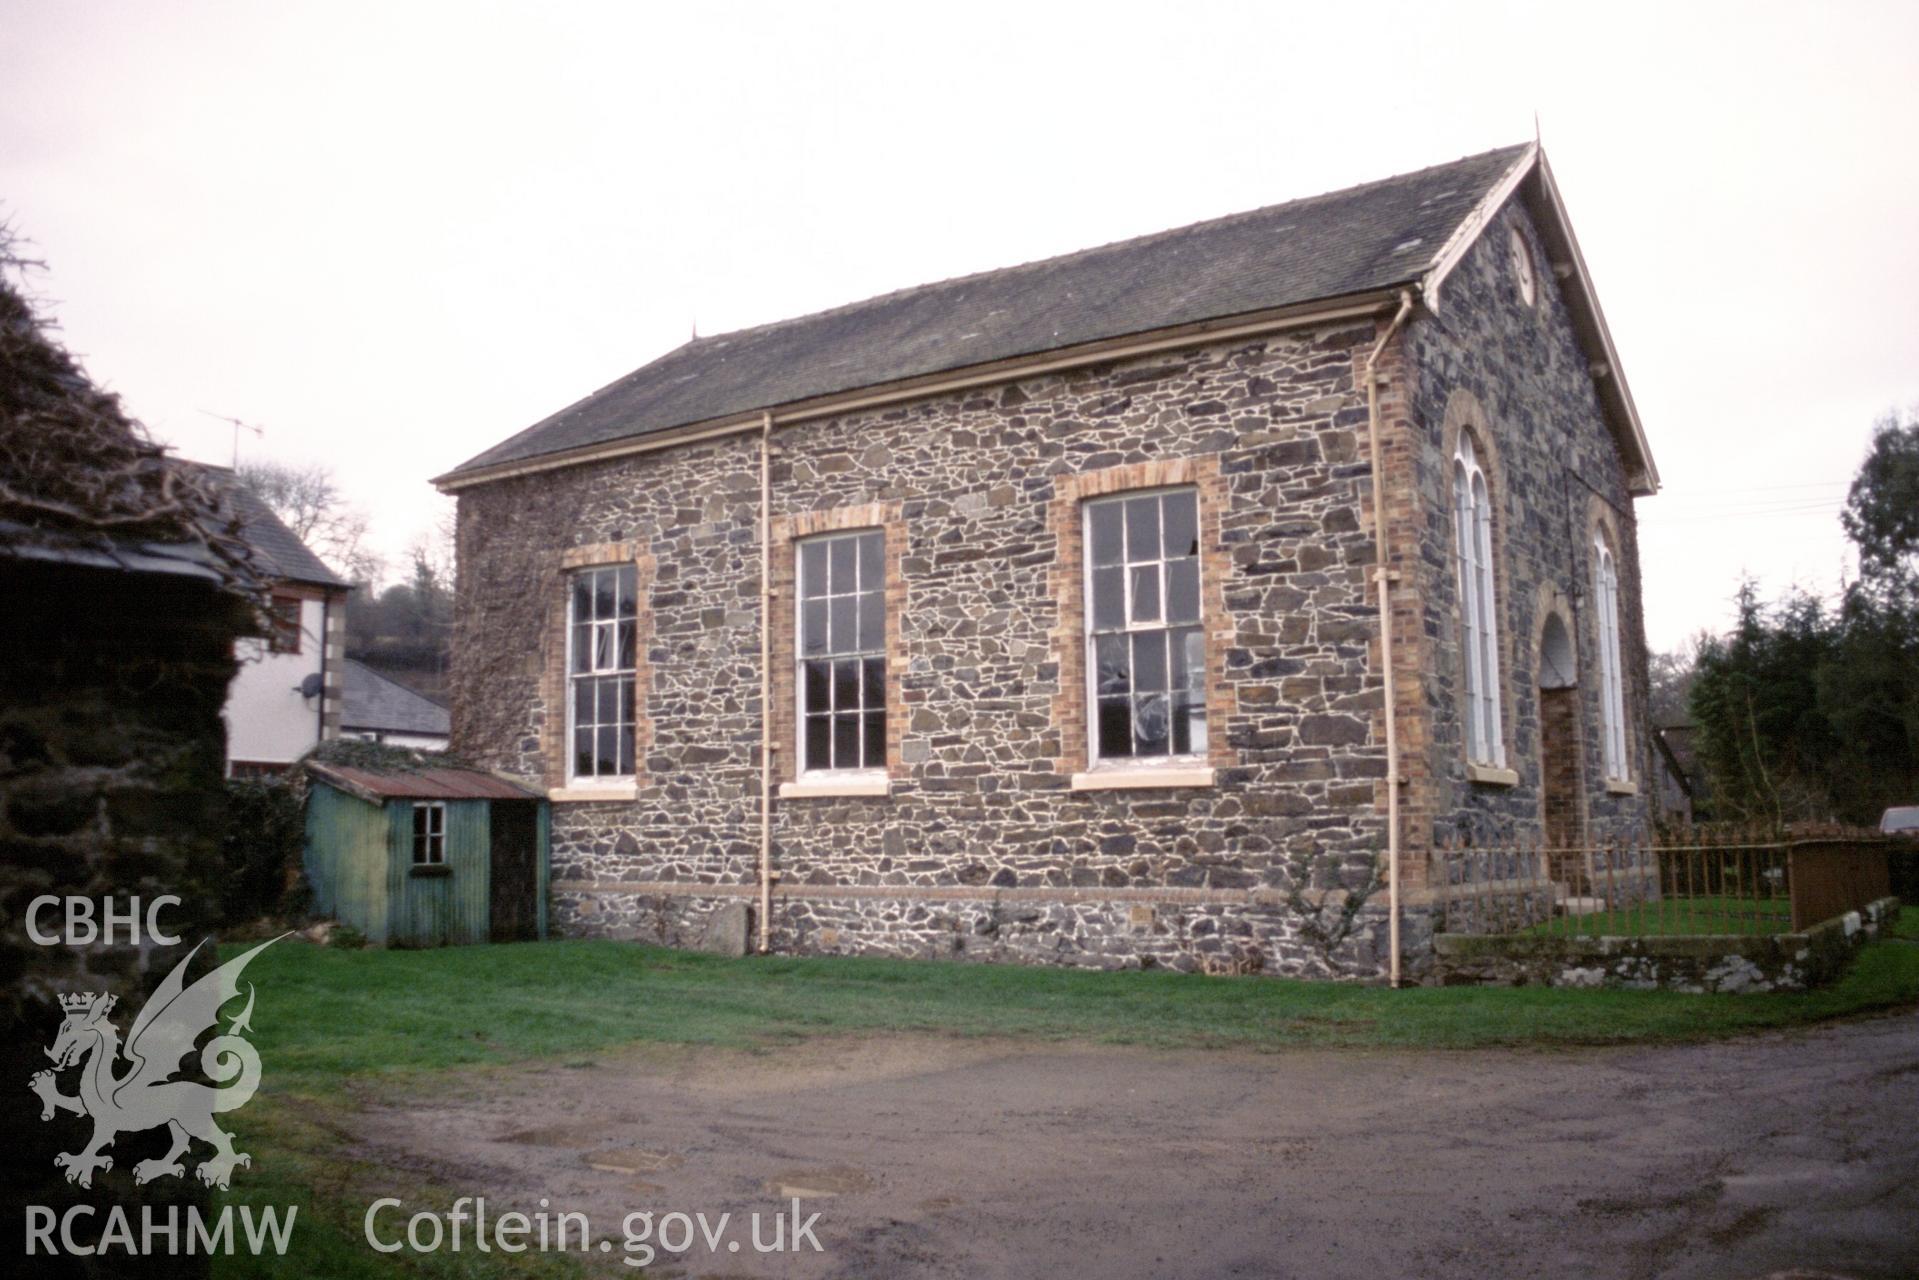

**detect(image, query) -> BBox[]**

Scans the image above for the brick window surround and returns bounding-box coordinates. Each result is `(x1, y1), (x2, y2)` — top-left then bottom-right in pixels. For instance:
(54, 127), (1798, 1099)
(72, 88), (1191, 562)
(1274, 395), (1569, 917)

(542, 541), (655, 796)
(1048, 455), (1233, 779)
(769, 501), (906, 788)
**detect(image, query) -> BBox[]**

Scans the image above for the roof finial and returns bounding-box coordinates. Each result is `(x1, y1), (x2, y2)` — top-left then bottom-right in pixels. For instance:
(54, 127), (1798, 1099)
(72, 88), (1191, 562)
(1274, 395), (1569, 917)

(1534, 109), (1542, 148)
(690, 310), (699, 341)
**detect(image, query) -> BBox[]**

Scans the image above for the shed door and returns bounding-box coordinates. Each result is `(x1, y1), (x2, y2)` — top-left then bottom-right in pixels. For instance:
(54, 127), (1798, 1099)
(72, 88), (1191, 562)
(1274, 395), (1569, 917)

(489, 800), (541, 942)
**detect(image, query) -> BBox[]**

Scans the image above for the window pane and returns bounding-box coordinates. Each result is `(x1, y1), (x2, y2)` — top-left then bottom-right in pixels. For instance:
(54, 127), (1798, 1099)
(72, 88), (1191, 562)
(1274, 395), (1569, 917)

(1125, 496), (1160, 562)
(833, 658), (860, 711)
(596, 727), (618, 777)
(617, 620), (635, 670)
(858, 587), (884, 651)
(1098, 697), (1133, 759)
(617, 724), (635, 777)
(862, 656), (885, 709)
(1132, 631), (1167, 692)
(616, 566), (637, 618)
(1095, 632), (1131, 696)
(863, 711), (886, 769)
(594, 621), (614, 671)
(801, 540), (828, 599)
(593, 572), (614, 620)
(1172, 691), (1194, 755)
(574, 678), (593, 727)
(618, 678), (635, 725)
(572, 576), (592, 625)
(414, 806), (429, 839)
(802, 599), (828, 654)
(571, 624), (591, 674)
(1130, 564), (1161, 623)
(833, 713), (860, 768)
(1089, 501), (1124, 567)
(829, 593), (856, 654)
(596, 677), (616, 724)
(1174, 626), (1205, 695)
(858, 531), (882, 589)
(1162, 493), (1197, 558)
(1133, 693), (1170, 756)
(1091, 566), (1125, 630)
(829, 536), (858, 593)
(575, 728), (594, 778)
(1166, 558), (1199, 624)
(803, 660), (831, 715)
(804, 716), (831, 770)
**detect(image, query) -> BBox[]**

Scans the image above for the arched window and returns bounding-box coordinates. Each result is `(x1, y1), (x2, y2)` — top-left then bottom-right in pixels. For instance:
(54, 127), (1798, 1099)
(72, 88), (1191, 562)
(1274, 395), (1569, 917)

(1593, 537), (1628, 781)
(1454, 434), (1503, 766)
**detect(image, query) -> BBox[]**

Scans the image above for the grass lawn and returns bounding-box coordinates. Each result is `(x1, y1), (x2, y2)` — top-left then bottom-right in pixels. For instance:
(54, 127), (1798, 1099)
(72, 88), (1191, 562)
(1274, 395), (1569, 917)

(1522, 893), (1795, 937)
(214, 915), (1918, 1277)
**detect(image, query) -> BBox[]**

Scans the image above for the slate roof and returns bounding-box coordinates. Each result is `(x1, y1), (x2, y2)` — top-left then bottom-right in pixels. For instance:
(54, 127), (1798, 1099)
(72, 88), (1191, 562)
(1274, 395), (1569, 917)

(447, 144), (1533, 479)
(341, 659), (451, 738)
(186, 464), (352, 589)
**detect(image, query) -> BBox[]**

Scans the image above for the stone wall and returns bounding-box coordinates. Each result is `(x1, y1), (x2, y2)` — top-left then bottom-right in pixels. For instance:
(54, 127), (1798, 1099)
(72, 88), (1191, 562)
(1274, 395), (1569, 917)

(456, 321), (1405, 977)
(553, 883), (1419, 980)
(1404, 202), (1654, 851)
(0, 559), (251, 1273)
(1432, 898), (1899, 992)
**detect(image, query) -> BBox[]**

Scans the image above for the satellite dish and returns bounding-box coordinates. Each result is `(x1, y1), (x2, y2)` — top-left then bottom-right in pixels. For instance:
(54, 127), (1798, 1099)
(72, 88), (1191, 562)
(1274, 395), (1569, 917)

(297, 672), (324, 699)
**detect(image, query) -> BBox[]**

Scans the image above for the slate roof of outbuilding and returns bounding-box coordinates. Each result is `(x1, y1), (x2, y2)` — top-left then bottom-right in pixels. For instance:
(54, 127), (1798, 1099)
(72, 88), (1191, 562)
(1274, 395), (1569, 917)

(447, 144), (1533, 479)
(341, 659), (450, 738)
(185, 463), (352, 589)
(306, 759), (538, 802)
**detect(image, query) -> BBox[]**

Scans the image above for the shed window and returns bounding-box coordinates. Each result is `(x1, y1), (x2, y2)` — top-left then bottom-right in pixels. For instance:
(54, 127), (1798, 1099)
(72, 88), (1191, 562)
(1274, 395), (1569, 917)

(411, 802), (445, 865)
(1594, 539), (1629, 781)
(567, 564), (638, 782)
(1454, 434), (1504, 767)
(1085, 488), (1206, 763)
(267, 594), (302, 654)
(797, 529), (885, 772)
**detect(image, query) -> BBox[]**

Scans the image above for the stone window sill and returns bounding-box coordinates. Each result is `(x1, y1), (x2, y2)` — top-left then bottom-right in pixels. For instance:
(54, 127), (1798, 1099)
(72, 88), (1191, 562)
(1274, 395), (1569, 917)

(548, 784), (639, 803)
(1070, 766), (1216, 792)
(1604, 777), (1638, 796)
(1466, 762), (1519, 787)
(779, 774), (891, 799)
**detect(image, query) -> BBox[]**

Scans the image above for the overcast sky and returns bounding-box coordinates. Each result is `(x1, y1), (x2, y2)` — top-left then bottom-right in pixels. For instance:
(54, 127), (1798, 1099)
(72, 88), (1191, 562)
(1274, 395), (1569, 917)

(5, 0), (1915, 651)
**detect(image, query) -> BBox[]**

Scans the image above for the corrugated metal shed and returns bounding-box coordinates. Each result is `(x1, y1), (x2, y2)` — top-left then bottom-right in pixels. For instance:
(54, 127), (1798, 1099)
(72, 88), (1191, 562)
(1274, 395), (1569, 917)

(304, 761), (547, 947)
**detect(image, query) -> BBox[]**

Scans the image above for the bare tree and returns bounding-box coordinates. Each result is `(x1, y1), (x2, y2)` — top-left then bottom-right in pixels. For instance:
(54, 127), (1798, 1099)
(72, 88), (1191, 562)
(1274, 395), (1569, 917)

(235, 458), (383, 584)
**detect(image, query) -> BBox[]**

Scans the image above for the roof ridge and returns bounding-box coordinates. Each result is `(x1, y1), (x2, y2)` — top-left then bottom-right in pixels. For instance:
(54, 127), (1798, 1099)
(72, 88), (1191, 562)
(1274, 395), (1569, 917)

(689, 142), (1532, 350)
(345, 657), (449, 709)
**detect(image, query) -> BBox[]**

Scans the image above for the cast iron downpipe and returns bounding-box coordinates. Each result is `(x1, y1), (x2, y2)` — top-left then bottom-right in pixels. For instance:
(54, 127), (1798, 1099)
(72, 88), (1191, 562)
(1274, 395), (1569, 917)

(1364, 289), (1417, 987)
(759, 411), (774, 953)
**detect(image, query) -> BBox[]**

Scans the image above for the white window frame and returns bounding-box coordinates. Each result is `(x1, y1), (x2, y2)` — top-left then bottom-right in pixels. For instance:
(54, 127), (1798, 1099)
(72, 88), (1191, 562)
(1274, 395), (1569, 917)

(794, 528), (888, 779)
(1082, 486), (1208, 769)
(564, 563), (639, 786)
(1454, 435), (1505, 767)
(411, 801), (445, 865)
(1593, 538), (1629, 782)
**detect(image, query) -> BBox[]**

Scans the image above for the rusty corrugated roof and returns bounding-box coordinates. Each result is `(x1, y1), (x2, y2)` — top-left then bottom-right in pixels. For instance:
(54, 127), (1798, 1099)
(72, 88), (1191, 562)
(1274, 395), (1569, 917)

(308, 761), (539, 802)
